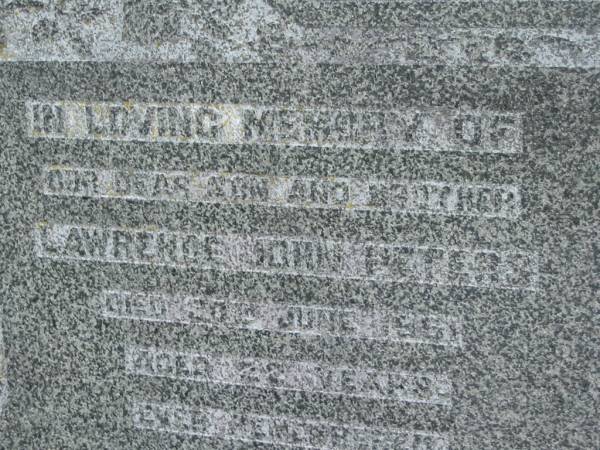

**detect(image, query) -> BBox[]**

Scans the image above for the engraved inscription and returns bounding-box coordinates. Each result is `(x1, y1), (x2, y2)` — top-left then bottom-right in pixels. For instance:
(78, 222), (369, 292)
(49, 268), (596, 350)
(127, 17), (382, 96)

(43, 166), (522, 218)
(28, 101), (523, 154)
(132, 402), (449, 449)
(126, 347), (451, 405)
(100, 290), (463, 347)
(34, 223), (539, 290)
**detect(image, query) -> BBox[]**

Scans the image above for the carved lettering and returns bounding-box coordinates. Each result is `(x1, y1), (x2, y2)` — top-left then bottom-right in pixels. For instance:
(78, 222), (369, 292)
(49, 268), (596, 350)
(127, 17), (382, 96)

(125, 347), (451, 405)
(35, 223), (539, 290)
(28, 102), (523, 154)
(131, 402), (449, 449)
(99, 290), (463, 347)
(43, 167), (523, 218)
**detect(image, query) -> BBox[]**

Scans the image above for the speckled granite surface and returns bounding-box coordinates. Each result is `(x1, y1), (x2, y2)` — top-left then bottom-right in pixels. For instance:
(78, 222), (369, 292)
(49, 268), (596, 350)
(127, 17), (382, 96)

(0, 2), (599, 449)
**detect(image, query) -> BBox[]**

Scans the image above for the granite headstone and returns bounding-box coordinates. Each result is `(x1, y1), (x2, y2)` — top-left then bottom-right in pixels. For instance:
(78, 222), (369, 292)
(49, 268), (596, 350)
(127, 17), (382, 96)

(0, 1), (598, 449)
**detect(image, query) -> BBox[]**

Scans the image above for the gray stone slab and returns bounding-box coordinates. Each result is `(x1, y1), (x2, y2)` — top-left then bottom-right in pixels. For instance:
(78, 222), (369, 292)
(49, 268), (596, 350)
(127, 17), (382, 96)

(0, 2), (599, 450)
